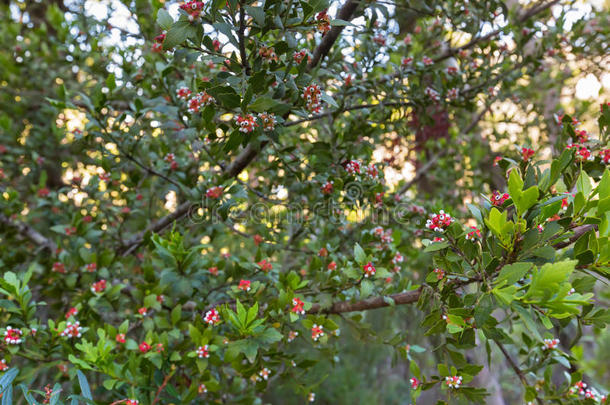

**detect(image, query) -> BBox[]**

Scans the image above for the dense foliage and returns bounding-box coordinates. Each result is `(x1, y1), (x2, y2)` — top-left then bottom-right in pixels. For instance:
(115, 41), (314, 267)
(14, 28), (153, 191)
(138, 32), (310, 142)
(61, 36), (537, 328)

(0, 0), (609, 404)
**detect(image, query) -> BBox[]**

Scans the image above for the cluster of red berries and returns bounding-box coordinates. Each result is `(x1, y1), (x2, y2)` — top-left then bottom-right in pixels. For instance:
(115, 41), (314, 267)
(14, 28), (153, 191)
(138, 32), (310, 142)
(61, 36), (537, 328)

(206, 186), (223, 199)
(521, 147), (535, 161)
(302, 84), (322, 113)
(491, 190), (509, 206)
(238, 279), (251, 291)
(152, 32), (165, 52)
(433, 268), (445, 280)
(235, 113), (258, 133)
(425, 87), (440, 101)
(60, 321), (83, 339)
(566, 143), (594, 162)
(259, 45), (278, 62)
(197, 345), (210, 358)
(425, 210), (454, 232)
(291, 298), (305, 315)
(258, 112), (277, 132)
(187, 91), (215, 113)
(179, 1), (205, 21)
(363, 262), (376, 278)
(4, 326), (23, 344)
(91, 279), (107, 293)
(315, 10), (331, 34)
(204, 308), (221, 325)
(258, 259), (273, 272)
(293, 50), (310, 64)
(465, 226), (481, 241)
(542, 338), (559, 350)
(311, 324), (324, 341)
(320, 180), (333, 194)
(345, 160), (360, 175)
(444, 375), (463, 389)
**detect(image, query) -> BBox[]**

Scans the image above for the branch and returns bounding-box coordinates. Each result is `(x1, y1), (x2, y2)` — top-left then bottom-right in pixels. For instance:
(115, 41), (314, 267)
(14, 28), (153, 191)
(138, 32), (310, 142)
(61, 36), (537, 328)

(151, 369), (175, 405)
(307, 288), (421, 314)
(120, 201), (193, 256)
(118, 1), (372, 255)
(0, 214), (57, 252)
(434, 0), (561, 63)
(284, 101), (409, 127)
(238, 1), (251, 75)
(308, 0), (363, 69)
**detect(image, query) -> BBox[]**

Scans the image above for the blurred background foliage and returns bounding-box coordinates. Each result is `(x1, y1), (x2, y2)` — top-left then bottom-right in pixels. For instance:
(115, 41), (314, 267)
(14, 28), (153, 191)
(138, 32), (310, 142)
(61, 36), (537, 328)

(0, 0), (609, 403)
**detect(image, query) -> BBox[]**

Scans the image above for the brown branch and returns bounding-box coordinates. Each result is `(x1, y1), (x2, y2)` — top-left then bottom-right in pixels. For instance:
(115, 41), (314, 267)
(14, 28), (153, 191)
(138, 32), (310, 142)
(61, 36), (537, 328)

(151, 369), (175, 405)
(307, 288), (421, 314)
(0, 214), (57, 252)
(308, 0), (362, 69)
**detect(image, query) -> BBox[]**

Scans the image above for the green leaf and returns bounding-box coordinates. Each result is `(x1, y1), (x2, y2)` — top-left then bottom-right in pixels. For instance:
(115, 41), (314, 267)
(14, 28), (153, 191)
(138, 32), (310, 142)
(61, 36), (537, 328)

(244, 5), (265, 26)
(576, 170), (592, 197)
(164, 21), (190, 50)
(525, 260), (577, 301)
(508, 170), (539, 215)
(330, 18), (354, 26)
(236, 299), (247, 325)
(248, 96), (291, 114)
(360, 279), (373, 298)
(424, 241), (449, 252)
(105, 73), (116, 92)
(495, 262), (533, 287)
(171, 305), (182, 325)
(258, 327), (283, 344)
(437, 363), (450, 377)
(354, 243), (366, 265)
(598, 169), (610, 200)
(157, 9), (174, 30)
(492, 285), (517, 305)
(76, 370), (93, 400)
(2, 385), (12, 405)
(0, 367), (18, 393)
(513, 304), (542, 340)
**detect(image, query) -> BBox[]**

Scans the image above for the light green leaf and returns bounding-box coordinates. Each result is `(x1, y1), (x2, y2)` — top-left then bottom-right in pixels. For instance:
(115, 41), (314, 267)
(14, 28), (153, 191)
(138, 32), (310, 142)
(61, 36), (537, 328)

(525, 260), (577, 301)
(576, 170), (592, 197)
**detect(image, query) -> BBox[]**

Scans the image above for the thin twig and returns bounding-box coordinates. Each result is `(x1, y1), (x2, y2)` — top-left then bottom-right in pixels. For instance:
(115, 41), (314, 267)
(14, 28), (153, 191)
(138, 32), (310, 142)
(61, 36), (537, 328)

(151, 369), (175, 405)
(495, 340), (544, 405)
